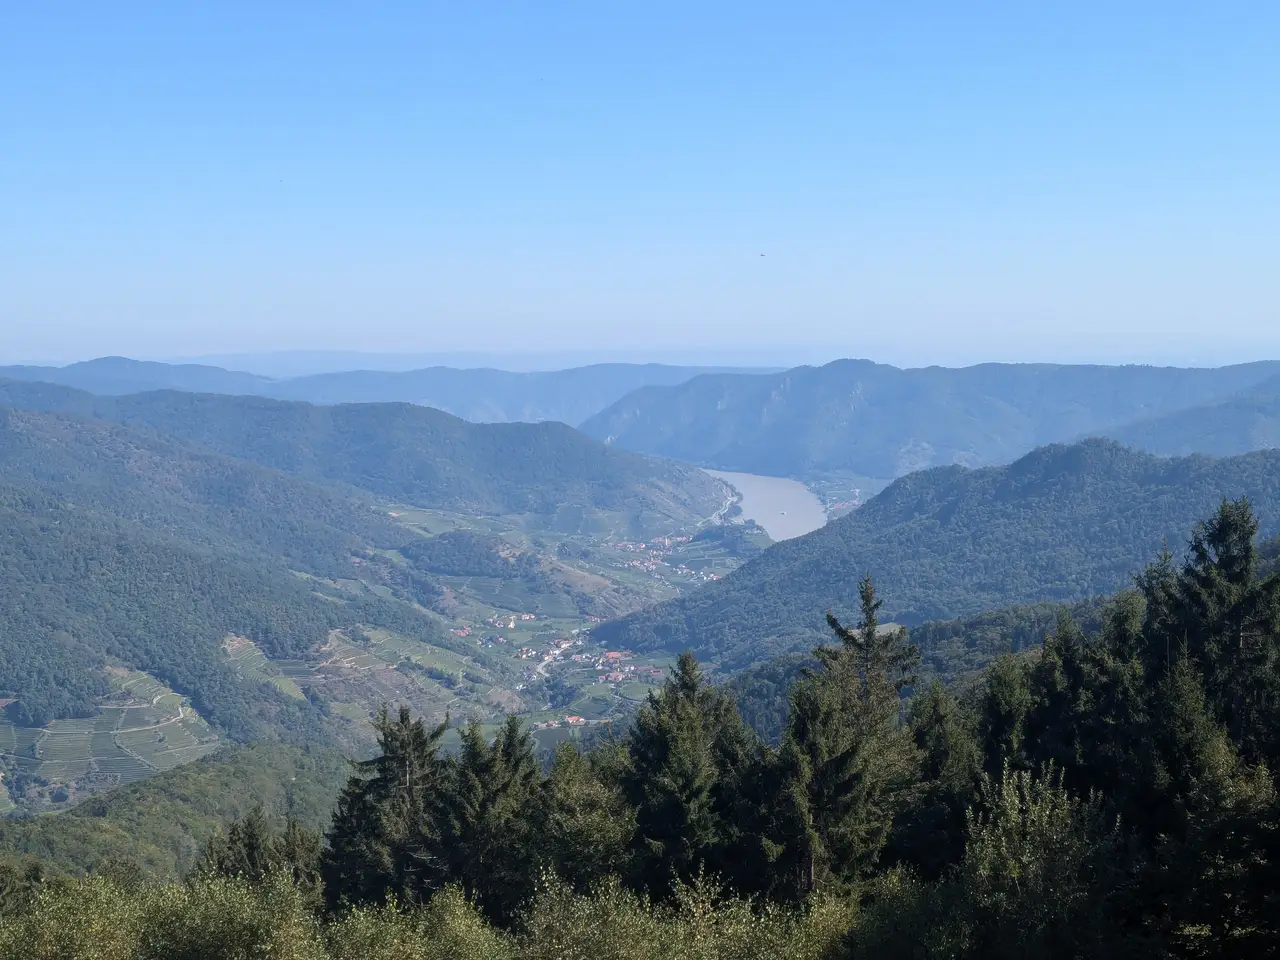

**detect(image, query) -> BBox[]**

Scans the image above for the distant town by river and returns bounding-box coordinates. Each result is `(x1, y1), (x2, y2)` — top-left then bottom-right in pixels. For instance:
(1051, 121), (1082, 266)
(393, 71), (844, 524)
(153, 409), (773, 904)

(703, 470), (828, 541)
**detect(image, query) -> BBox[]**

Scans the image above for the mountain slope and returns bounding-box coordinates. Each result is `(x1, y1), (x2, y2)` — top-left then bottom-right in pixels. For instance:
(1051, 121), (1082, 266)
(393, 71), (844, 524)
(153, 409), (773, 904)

(592, 440), (1280, 669)
(0, 406), (408, 576)
(0, 743), (349, 877)
(1103, 374), (1280, 457)
(0, 407), (489, 739)
(0, 381), (726, 530)
(580, 359), (1280, 478)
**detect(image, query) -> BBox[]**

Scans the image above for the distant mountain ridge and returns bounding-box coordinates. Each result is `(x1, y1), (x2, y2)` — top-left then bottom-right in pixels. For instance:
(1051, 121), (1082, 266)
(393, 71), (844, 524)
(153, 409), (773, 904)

(1103, 373), (1280, 457)
(579, 358), (1280, 479)
(0, 379), (726, 531)
(0, 357), (272, 397)
(592, 439), (1280, 669)
(0, 357), (762, 425)
(261, 363), (765, 424)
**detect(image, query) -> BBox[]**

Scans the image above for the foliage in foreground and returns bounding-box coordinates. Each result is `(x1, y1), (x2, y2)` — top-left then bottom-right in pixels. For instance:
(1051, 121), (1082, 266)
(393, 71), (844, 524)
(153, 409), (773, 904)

(0, 873), (854, 960)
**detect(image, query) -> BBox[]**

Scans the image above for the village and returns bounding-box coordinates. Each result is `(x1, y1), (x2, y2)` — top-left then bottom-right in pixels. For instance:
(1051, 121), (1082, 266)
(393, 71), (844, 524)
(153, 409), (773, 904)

(443, 602), (672, 731)
(601, 535), (725, 583)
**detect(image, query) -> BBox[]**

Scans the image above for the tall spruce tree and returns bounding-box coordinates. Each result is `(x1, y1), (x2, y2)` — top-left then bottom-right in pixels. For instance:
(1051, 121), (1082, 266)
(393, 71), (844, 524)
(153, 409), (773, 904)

(774, 576), (922, 894)
(321, 705), (449, 908)
(620, 651), (758, 899)
(434, 716), (541, 924)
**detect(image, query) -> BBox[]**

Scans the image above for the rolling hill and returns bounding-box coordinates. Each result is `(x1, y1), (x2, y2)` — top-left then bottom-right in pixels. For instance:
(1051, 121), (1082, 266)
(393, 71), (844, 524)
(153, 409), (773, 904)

(580, 358), (1280, 479)
(592, 439), (1280, 669)
(0, 357), (757, 425)
(0, 381), (727, 531)
(0, 743), (349, 877)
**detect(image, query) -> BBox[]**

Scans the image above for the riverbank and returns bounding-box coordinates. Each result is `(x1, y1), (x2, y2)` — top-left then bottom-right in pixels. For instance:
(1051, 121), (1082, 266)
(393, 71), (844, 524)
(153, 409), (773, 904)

(702, 470), (827, 541)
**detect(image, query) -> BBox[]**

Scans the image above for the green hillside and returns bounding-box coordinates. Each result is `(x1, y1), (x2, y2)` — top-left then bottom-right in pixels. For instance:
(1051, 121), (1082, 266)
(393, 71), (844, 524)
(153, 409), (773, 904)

(580, 358), (1280, 479)
(0, 743), (348, 877)
(0, 406), (409, 577)
(593, 440), (1280, 668)
(0, 381), (726, 530)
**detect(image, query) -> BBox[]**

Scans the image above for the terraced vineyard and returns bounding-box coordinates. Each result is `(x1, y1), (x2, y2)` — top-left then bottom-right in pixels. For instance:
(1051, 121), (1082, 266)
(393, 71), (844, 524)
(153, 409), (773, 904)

(0, 671), (220, 811)
(223, 636), (307, 699)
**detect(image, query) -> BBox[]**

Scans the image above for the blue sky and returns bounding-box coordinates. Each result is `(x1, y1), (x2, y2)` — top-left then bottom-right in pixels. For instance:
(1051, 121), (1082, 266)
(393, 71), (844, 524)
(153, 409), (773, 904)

(2, 3), (1277, 366)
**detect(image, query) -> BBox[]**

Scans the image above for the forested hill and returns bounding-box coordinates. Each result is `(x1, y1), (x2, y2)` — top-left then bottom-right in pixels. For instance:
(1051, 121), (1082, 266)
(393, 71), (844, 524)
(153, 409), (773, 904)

(579, 358), (1280, 479)
(0, 406), (408, 575)
(1103, 373), (1280, 457)
(0, 406), (478, 736)
(593, 439), (1280, 668)
(0, 381), (725, 526)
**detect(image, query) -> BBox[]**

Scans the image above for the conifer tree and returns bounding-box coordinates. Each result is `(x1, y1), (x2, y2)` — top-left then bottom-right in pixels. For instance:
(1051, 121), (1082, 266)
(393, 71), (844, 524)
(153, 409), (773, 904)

(321, 705), (449, 908)
(885, 681), (981, 878)
(775, 577), (922, 893)
(198, 807), (322, 895)
(621, 651), (756, 899)
(434, 715), (541, 924)
(539, 743), (632, 893)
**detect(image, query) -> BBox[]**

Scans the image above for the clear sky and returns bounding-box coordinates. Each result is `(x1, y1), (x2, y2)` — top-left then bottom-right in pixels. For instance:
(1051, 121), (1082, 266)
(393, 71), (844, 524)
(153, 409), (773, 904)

(2, 3), (1278, 367)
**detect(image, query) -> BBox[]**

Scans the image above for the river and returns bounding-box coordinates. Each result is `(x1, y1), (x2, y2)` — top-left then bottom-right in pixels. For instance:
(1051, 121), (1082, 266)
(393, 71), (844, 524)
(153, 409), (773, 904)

(702, 470), (828, 541)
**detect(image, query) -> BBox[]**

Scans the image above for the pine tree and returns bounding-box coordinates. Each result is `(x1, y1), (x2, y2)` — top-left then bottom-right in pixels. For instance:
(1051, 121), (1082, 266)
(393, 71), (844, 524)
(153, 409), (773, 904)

(435, 715), (541, 925)
(884, 681), (981, 879)
(774, 577), (922, 894)
(1176, 499), (1280, 765)
(199, 807), (322, 896)
(321, 705), (449, 908)
(621, 651), (757, 900)
(975, 654), (1032, 780)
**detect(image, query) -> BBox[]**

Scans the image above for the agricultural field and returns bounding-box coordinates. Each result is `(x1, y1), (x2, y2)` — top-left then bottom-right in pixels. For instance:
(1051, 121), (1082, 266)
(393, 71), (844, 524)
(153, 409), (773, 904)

(0, 670), (220, 813)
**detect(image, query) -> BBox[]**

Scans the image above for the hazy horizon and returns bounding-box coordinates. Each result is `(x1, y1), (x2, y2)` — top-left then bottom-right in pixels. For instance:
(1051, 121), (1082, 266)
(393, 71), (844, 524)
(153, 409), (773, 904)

(6, 345), (1280, 379)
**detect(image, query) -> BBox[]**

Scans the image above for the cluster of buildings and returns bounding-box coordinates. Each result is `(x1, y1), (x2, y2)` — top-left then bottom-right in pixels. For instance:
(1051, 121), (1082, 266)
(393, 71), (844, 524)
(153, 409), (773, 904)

(485, 613), (538, 630)
(531, 714), (588, 730)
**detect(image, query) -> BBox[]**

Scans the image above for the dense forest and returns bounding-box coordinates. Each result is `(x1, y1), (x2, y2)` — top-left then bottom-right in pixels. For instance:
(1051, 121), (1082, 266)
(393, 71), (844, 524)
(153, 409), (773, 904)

(0, 409), (486, 732)
(0, 381), (726, 525)
(580, 357), (1280, 478)
(596, 440), (1280, 668)
(3, 501), (1278, 957)
(0, 406), (411, 576)
(0, 486), (438, 735)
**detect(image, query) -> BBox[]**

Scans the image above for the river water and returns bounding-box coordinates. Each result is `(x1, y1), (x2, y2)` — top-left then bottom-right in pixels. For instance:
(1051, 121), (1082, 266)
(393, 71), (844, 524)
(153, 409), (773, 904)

(703, 470), (828, 541)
